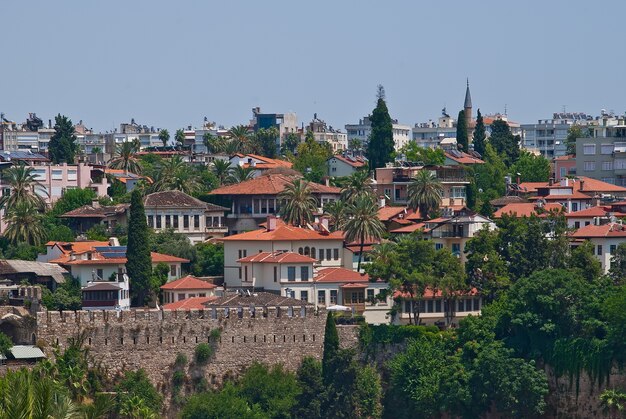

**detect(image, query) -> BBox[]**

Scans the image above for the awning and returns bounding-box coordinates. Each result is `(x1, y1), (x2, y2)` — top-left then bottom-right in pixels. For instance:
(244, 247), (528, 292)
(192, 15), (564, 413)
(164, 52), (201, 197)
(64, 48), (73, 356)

(9, 345), (46, 360)
(327, 305), (352, 311)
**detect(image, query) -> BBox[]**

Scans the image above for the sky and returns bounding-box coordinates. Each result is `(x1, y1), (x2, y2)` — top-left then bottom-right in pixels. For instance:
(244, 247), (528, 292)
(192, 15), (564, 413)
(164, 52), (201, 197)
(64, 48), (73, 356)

(1, 0), (625, 133)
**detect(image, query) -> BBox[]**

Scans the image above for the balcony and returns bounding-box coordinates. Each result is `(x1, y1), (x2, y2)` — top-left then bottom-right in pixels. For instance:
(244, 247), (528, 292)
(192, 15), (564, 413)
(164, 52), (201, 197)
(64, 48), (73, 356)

(206, 226), (228, 234)
(431, 231), (465, 238)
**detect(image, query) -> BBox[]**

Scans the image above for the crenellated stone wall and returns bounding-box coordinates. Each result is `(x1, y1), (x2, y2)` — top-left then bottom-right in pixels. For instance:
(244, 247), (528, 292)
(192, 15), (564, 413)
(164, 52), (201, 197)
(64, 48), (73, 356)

(35, 306), (326, 390)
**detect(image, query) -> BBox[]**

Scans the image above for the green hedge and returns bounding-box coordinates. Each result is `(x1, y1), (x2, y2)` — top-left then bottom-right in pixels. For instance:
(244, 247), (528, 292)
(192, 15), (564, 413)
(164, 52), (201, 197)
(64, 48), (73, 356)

(359, 324), (440, 349)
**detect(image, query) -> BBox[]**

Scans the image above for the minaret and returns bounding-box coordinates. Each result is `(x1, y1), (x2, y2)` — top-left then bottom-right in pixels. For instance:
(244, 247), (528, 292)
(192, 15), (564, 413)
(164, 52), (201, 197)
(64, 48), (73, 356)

(464, 79), (473, 143)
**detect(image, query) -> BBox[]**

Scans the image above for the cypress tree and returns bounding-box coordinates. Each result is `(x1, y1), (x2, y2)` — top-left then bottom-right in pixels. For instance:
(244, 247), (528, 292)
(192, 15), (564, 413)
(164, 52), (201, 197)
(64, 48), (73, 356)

(456, 110), (468, 152)
(126, 189), (152, 306)
(48, 114), (78, 164)
(473, 109), (487, 156)
(366, 85), (395, 170)
(322, 312), (339, 385)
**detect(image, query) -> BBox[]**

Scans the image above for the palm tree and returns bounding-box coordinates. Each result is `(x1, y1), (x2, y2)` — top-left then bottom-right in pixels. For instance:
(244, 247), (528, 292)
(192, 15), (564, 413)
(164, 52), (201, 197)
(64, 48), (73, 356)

(0, 164), (47, 210)
(109, 141), (141, 174)
(168, 166), (202, 195)
(203, 132), (224, 154)
(344, 195), (386, 272)
(158, 129), (170, 147)
(407, 169), (443, 219)
(227, 165), (255, 184)
(324, 200), (348, 231)
(211, 160), (232, 185)
(223, 139), (241, 155)
(175, 129), (185, 148)
(340, 170), (374, 203)
(228, 125), (251, 153)
(4, 201), (47, 245)
(278, 179), (318, 227)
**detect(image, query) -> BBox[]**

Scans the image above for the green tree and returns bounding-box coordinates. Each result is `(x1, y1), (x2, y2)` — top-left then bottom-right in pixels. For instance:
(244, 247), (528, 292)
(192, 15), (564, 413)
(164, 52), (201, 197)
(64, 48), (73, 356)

(348, 138), (362, 154)
(50, 188), (97, 216)
(109, 141), (141, 174)
(400, 142), (445, 165)
(570, 240), (602, 282)
(456, 109), (468, 151)
(254, 127), (279, 158)
(293, 137), (333, 183)
(609, 242), (626, 285)
(407, 169), (443, 219)
(566, 125), (590, 156)
(158, 129), (170, 147)
(0, 332), (12, 356)
(599, 388), (626, 419)
(278, 179), (318, 227)
(238, 363), (300, 418)
(203, 132), (225, 154)
(294, 357), (323, 419)
(465, 227), (510, 301)
(211, 159), (232, 186)
(115, 369), (162, 417)
(473, 109), (487, 156)
(340, 169), (374, 203)
(228, 125), (252, 153)
(49, 114), (79, 164)
(282, 132), (300, 155)
(126, 190), (153, 306)
(0, 164), (47, 210)
(323, 200), (348, 231)
(322, 312), (339, 385)
(474, 143), (507, 216)
(193, 243), (224, 276)
(175, 129), (186, 148)
(353, 365), (383, 418)
(366, 85), (395, 170)
(433, 248), (468, 326)
(489, 119), (520, 166)
(4, 201), (47, 245)
(181, 383), (263, 419)
(510, 150), (550, 182)
(227, 165), (255, 184)
(344, 195), (386, 271)
(150, 229), (196, 261)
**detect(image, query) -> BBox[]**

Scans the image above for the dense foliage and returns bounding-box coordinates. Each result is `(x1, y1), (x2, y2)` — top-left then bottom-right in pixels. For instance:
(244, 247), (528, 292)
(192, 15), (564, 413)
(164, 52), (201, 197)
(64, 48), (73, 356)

(48, 114), (79, 164)
(126, 189), (153, 306)
(366, 86), (395, 170)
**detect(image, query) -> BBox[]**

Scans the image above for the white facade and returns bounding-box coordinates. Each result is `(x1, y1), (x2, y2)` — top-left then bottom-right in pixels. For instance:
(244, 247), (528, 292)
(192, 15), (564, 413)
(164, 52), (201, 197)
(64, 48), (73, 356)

(346, 116), (411, 151)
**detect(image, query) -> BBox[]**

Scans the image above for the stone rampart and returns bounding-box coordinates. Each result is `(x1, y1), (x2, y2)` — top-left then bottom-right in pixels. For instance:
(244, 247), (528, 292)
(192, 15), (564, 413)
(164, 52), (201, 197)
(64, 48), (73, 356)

(36, 306), (326, 390)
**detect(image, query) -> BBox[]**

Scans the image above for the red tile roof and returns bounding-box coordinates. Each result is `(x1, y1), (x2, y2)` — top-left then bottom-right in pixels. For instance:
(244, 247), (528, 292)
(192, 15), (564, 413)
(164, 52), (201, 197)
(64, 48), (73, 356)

(394, 287), (479, 299)
(330, 155), (367, 168)
(565, 206), (611, 218)
(241, 154), (293, 169)
(521, 177), (626, 195)
(145, 190), (228, 211)
(163, 296), (217, 310)
(50, 252), (189, 265)
(377, 206), (406, 221)
(444, 151), (484, 165)
(570, 222), (626, 238)
(390, 223), (426, 234)
(209, 174), (340, 196)
(238, 251), (316, 263)
(161, 275), (217, 290)
(553, 155), (575, 161)
(221, 220), (344, 242)
(493, 203), (564, 218)
(315, 267), (369, 283)
(518, 182), (548, 194)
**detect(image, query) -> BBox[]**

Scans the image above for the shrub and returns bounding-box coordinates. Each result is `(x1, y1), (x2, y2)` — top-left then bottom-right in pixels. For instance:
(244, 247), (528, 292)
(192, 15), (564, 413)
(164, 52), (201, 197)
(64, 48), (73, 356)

(172, 370), (185, 388)
(209, 328), (222, 340)
(195, 343), (213, 364)
(175, 353), (188, 368)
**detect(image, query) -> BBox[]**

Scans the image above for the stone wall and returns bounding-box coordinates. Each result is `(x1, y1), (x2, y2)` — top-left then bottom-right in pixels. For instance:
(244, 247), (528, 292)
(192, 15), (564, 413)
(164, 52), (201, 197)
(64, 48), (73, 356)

(36, 307), (326, 390)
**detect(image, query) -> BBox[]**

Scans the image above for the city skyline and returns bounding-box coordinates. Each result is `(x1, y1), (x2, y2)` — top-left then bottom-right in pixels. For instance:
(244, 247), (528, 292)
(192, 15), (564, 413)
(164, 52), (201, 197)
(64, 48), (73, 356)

(1, 0), (625, 133)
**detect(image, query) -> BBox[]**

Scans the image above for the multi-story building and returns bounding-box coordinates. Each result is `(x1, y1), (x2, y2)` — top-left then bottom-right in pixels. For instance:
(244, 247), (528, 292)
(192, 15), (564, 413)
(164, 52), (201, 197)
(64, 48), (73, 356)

(552, 155), (576, 181)
(428, 210), (496, 263)
(307, 114), (347, 152)
(327, 155), (367, 177)
(250, 107), (298, 148)
(144, 190), (229, 243)
(345, 116), (411, 151)
(575, 116), (626, 186)
(571, 221), (626, 274)
(412, 110), (457, 149)
(521, 112), (593, 158)
(229, 154), (293, 178)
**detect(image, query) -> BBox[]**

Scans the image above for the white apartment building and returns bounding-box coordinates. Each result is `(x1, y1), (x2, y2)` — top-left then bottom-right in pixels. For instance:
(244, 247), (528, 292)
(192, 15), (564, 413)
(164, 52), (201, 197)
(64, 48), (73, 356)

(308, 114), (348, 152)
(412, 111), (457, 149)
(346, 115), (411, 151)
(521, 112), (593, 158)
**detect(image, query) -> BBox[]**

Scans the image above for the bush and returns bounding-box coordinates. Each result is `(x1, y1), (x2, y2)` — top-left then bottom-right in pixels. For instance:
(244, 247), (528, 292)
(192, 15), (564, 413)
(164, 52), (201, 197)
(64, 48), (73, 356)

(0, 332), (13, 356)
(175, 353), (188, 367)
(209, 328), (221, 340)
(172, 370), (185, 388)
(195, 343), (213, 364)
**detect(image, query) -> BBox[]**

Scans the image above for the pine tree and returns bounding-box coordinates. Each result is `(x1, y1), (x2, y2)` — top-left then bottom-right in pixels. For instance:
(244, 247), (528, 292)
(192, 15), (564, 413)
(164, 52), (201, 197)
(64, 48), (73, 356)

(473, 109), (487, 156)
(48, 114), (78, 164)
(456, 110), (468, 152)
(489, 119), (520, 166)
(366, 85), (395, 170)
(126, 189), (153, 306)
(322, 312), (339, 385)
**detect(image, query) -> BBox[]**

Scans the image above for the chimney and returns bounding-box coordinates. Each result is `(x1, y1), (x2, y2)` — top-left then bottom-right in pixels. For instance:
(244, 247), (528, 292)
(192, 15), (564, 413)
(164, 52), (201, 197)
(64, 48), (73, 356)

(109, 237), (120, 246)
(549, 178), (554, 186)
(560, 178), (568, 187)
(91, 199), (100, 208)
(379, 195), (386, 208)
(579, 179), (585, 191)
(266, 215), (277, 231)
(320, 216), (330, 232)
(48, 119), (52, 129)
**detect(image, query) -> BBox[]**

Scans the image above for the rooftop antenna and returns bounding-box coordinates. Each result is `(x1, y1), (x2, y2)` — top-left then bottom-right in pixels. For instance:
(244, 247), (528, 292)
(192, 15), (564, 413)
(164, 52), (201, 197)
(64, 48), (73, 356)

(504, 104), (508, 116)
(562, 105), (567, 113)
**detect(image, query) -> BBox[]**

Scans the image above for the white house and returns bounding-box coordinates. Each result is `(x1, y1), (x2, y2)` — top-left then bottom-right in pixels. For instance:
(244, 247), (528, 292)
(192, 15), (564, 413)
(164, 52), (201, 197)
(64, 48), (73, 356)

(570, 222), (626, 273)
(144, 190), (229, 243)
(81, 273), (130, 311)
(327, 155), (367, 178)
(160, 275), (219, 304)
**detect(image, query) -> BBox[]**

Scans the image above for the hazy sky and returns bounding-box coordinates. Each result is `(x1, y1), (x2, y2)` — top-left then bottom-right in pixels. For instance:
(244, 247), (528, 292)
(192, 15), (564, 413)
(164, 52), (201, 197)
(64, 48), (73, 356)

(2, 0), (625, 133)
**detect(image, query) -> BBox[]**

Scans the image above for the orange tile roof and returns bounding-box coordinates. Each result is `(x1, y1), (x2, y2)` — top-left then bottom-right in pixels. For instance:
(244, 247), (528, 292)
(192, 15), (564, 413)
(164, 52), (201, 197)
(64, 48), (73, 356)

(394, 287), (479, 299)
(209, 174), (340, 196)
(331, 155), (367, 168)
(161, 275), (217, 290)
(535, 191), (593, 200)
(522, 177), (626, 195)
(377, 206), (407, 221)
(238, 251), (316, 263)
(493, 203), (563, 218)
(46, 241), (111, 255)
(565, 206), (610, 218)
(221, 220), (344, 242)
(390, 223), (426, 234)
(444, 151), (484, 165)
(553, 155), (575, 161)
(241, 154), (293, 169)
(315, 267), (369, 283)
(50, 252), (189, 265)
(571, 222), (626, 238)
(162, 296), (217, 310)
(518, 182), (548, 193)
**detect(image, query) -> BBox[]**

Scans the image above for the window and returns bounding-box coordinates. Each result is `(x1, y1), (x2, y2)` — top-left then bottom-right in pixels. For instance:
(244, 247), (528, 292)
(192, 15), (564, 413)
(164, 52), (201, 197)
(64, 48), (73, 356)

(452, 243), (461, 255)
(319, 249), (325, 261)
(435, 243), (443, 250)
(165, 215), (171, 228)
(333, 249), (339, 260)
(183, 215), (189, 229)
(304, 247), (310, 256)
(318, 290), (326, 304)
(611, 244), (617, 254)
(173, 215), (179, 229)
(597, 245), (603, 256)
(584, 161), (595, 171)
(238, 267), (242, 279)
(616, 159), (626, 169)
(51, 170), (62, 180)
(560, 167), (567, 178)
(330, 290), (338, 304)
(574, 221), (580, 229)
(194, 215), (200, 229)
(67, 170), (77, 181)
(244, 266), (249, 282)
(273, 266), (278, 282)
(602, 161), (614, 171)
(300, 291), (308, 302)
(367, 289), (374, 301)
(311, 247), (316, 259)
(156, 216), (162, 229)
(473, 298), (480, 311)
(287, 267), (296, 281)
(326, 249), (332, 260)
(435, 300), (442, 313)
(178, 293), (185, 301)
(170, 265), (177, 276)
(301, 266), (309, 281)
(298, 247), (303, 255)
(238, 249), (247, 259)
(147, 215), (154, 227)
(96, 269), (103, 280)
(571, 202), (578, 212)
(601, 144), (614, 154)
(583, 144), (595, 155)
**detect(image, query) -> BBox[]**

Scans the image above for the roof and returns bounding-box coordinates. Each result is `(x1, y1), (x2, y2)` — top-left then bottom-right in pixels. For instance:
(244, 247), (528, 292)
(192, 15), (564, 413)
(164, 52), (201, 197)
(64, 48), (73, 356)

(464, 81), (472, 108)
(330, 155), (367, 168)
(60, 203), (129, 219)
(518, 182), (548, 194)
(570, 222), (626, 238)
(48, 243), (189, 265)
(105, 169), (146, 184)
(238, 251), (316, 264)
(205, 291), (313, 307)
(394, 287), (479, 299)
(520, 177), (626, 195)
(315, 267), (369, 283)
(553, 155), (576, 161)
(9, 345), (46, 360)
(239, 154), (293, 170)
(163, 296), (217, 310)
(0, 260), (68, 284)
(82, 282), (124, 291)
(444, 151), (484, 165)
(493, 203), (564, 218)
(0, 151), (49, 162)
(489, 196), (527, 207)
(161, 275), (218, 290)
(565, 206), (612, 218)
(377, 206), (407, 221)
(209, 174), (340, 196)
(144, 190), (228, 211)
(221, 220), (344, 242)
(390, 223), (427, 234)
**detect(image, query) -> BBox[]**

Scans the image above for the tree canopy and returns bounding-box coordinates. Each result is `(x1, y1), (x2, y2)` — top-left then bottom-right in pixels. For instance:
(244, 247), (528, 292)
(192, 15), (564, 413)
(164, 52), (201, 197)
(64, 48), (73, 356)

(48, 114), (78, 164)
(366, 86), (395, 170)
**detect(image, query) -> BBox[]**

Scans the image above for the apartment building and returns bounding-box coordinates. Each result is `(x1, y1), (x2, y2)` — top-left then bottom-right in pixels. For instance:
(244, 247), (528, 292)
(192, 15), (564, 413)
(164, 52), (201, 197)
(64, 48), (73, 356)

(346, 115), (411, 151)
(521, 112), (592, 158)
(575, 117), (626, 186)
(307, 114), (348, 152)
